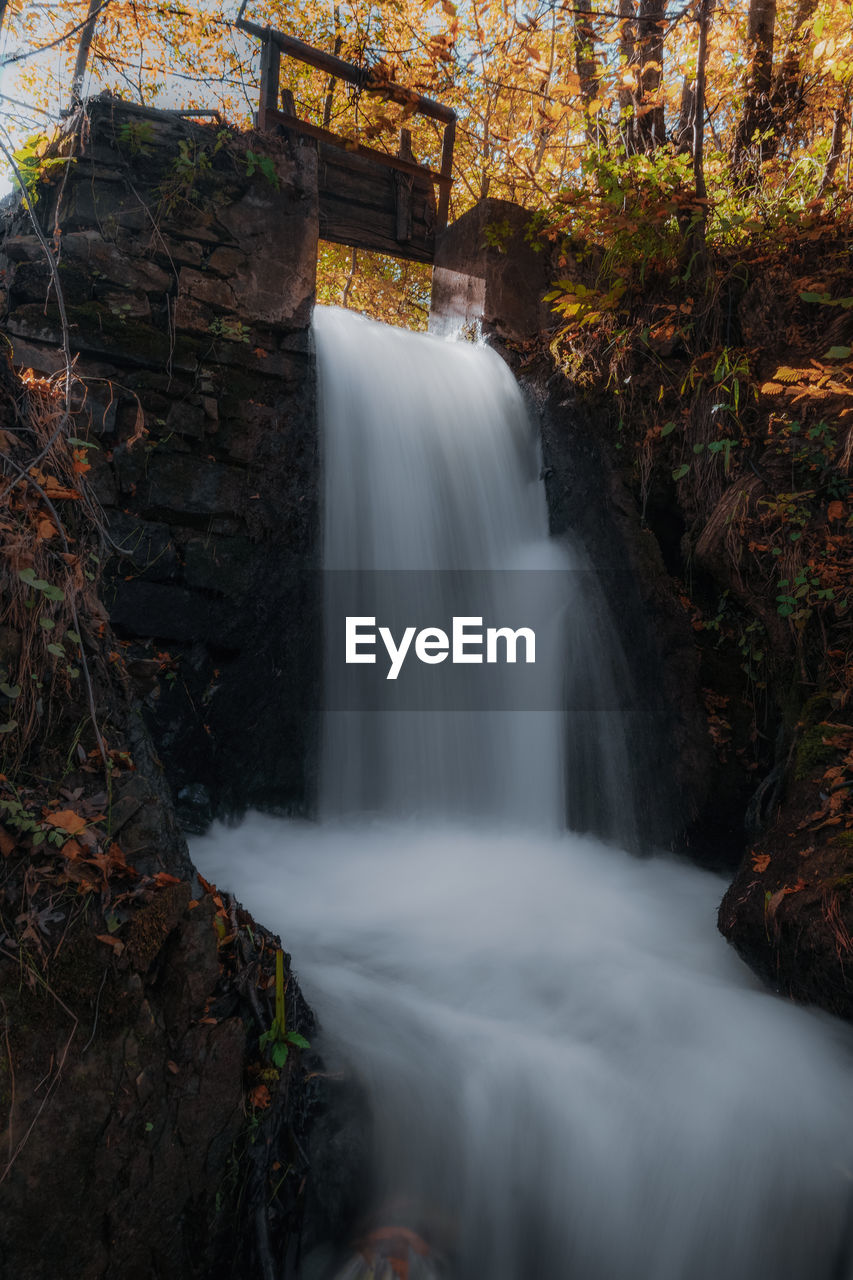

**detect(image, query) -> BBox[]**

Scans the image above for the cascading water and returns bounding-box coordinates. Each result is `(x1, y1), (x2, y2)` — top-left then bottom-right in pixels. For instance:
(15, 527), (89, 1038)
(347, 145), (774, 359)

(193, 306), (853, 1280)
(317, 306), (633, 839)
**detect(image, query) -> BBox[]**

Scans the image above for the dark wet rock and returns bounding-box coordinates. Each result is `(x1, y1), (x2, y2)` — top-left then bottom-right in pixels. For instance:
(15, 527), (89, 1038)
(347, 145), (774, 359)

(176, 782), (214, 833)
(719, 750), (853, 1020)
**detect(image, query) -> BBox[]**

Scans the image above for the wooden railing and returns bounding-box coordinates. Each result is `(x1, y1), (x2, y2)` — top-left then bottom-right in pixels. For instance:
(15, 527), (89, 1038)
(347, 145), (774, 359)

(235, 14), (456, 230)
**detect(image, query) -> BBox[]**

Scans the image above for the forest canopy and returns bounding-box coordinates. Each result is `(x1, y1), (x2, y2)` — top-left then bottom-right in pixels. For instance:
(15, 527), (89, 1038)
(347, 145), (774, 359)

(0, 0), (851, 320)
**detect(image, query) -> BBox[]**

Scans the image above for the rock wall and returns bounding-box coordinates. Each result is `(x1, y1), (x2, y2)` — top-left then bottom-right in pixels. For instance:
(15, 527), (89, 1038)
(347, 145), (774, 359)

(534, 371), (714, 851)
(0, 99), (348, 1280)
(1, 96), (321, 824)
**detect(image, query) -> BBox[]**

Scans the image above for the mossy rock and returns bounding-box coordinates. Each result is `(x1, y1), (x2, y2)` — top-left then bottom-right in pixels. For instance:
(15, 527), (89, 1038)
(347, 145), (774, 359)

(795, 722), (837, 779)
(794, 692), (836, 779)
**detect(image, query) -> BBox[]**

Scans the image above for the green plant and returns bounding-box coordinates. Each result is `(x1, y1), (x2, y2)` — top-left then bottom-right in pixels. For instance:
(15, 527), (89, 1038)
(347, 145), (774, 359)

(208, 317), (251, 344)
(0, 788), (68, 848)
(159, 130), (229, 212)
(776, 567), (835, 621)
(244, 150), (279, 189)
(258, 949), (310, 1069)
(483, 217), (513, 253)
(710, 347), (753, 418)
(760, 490), (815, 541)
(9, 135), (74, 203)
(18, 567), (64, 604)
(117, 120), (155, 156)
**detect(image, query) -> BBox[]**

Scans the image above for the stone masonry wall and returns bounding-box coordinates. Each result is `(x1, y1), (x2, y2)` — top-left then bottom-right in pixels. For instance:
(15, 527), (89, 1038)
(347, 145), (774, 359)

(0, 96), (321, 823)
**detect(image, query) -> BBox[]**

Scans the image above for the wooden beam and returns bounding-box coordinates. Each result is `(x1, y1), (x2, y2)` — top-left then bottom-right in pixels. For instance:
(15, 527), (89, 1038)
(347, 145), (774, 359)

(437, 118), (455, 230)
(237, 17), (456, 124)
(267, 108), (451, 187)
(395, 130), (414, 243)
(258, 36), (281, 132)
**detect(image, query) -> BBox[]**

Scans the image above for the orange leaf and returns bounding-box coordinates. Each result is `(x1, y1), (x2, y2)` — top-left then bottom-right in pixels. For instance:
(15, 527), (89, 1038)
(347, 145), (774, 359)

(249, 1083), (271, 1109)
(36, 517), (57, 540)
(0, 827), (16, 857)
(751, 852), (771, 872)
(828, 500), (846, 522)
(153, 871), (182, 887)
(61, 837), (83, 859)
(42, 476), (80, 501)
(44, 808), (88, 834)
(96, 934), (125, 954)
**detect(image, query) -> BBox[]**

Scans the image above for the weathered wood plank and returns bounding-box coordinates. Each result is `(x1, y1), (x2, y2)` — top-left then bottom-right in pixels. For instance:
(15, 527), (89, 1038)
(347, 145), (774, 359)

(395, 171), (413, 242)
(319, 196), (434, 262)
(271, 110), (450, 188)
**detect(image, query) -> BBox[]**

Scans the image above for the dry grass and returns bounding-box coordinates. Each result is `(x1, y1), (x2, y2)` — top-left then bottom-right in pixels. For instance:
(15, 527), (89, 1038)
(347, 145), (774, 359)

(0, 360), (107, 771)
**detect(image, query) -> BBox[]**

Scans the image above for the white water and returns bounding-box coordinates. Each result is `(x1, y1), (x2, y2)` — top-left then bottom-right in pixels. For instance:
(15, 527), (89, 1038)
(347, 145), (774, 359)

(192, 307), (853, 1278)
(315, 306), (634, 841)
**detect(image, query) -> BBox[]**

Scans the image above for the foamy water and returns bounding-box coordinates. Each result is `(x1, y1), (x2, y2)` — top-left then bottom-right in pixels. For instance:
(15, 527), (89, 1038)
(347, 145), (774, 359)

(192, 816), (853, 1280)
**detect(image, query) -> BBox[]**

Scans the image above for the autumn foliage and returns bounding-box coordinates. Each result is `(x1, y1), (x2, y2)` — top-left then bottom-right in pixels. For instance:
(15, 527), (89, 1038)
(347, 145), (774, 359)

(0, 1), (851, 316)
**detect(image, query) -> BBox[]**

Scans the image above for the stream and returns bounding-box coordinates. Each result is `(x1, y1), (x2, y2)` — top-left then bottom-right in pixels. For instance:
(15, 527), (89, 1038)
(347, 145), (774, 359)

(192, 306), (853, 1279)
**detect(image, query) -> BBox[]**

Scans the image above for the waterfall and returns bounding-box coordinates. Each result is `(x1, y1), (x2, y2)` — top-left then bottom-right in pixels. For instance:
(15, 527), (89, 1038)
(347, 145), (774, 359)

(314, 304), (636, 843)
(193, 306), (853, 1280)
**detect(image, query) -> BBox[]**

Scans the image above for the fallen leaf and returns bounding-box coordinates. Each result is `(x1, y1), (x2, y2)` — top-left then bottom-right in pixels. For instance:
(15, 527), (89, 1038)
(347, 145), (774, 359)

(42, 476), (80, 501)
(766, 880), (806, 924)
(0, 827), (16, 857)
(96, 933), (125, 954)
(249, 1083), (271, 1109)
(44, 808), (88, 834)
(153, 871), (182, 887)
(752, 852), (771, 872)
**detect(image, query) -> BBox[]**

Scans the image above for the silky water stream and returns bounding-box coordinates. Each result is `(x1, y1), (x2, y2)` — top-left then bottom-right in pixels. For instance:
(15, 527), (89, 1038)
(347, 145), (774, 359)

(193, 306), (853, 1280)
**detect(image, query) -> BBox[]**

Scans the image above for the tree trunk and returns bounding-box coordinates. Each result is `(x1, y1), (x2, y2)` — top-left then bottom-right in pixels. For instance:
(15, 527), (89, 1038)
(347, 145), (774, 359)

(818, 91), (850, 195)
(692, 2), (712, 209)
(635, 0), (666, 152)
(675, 75), (696, 154)
(735, 0), (777, 163)
(766, 0), (819, 158)
(573, 0), (606, 149)
(69, 0), (103, 108)
(618, 0), (638, 153)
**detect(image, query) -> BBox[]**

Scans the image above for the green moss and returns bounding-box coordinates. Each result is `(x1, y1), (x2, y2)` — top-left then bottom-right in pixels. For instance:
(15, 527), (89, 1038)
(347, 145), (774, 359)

(795, 723), (836, 779)
(794, 691), (824, 732)
(794, 692), (836, 779)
